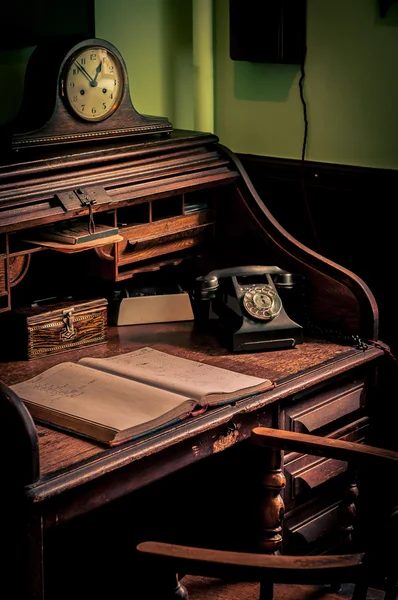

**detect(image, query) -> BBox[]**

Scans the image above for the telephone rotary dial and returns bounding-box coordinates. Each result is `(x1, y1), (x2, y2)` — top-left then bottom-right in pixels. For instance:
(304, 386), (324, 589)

(242, 284), (281, 320)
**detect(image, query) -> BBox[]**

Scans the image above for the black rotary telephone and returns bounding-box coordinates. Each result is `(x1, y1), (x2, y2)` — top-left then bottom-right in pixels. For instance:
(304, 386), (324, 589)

(192, 266), (303, 352)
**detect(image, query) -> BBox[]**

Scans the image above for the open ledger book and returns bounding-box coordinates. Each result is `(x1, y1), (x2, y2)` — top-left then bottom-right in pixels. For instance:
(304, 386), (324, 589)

(11, 347), (274, 446)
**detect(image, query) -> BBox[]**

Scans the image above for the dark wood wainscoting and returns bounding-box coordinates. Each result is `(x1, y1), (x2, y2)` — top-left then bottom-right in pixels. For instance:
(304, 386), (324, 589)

(239, 154), (398, 353)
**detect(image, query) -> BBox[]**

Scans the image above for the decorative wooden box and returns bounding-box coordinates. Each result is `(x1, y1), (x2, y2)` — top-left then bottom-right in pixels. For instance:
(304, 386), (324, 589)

(11, 298), (108, 360)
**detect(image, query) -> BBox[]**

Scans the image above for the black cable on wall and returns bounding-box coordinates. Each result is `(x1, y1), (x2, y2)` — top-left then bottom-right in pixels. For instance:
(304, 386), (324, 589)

(298, 44), (323, 254)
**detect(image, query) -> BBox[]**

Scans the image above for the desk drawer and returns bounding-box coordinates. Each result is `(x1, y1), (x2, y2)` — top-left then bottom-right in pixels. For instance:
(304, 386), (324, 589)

(283, 419), (367, 554)
(117, 210), (214, 265)
(284, 417), (368, 505)
(118, 225), (213, 266)
(118, 210), (213, 247)
(284, 500), (341, 553)
(284, 379), (365, 434)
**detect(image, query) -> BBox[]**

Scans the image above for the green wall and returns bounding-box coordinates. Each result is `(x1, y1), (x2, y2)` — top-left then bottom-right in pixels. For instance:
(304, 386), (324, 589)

(0, 46), (34, 125)
(95, 0), (194, 130)
(214, 0), (398, 168)
(1, 0), (398, 169)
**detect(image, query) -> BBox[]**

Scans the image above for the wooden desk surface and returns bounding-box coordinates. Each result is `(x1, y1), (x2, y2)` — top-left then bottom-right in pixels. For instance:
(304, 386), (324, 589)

(0, 322), (383, 491)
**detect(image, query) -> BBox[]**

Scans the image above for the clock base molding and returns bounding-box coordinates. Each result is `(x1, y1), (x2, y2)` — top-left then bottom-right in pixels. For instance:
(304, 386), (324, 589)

(10, 118), (173, 150)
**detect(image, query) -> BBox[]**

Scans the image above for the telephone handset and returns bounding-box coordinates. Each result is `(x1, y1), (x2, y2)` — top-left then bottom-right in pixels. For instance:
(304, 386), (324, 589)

(192, 266), (303, 352)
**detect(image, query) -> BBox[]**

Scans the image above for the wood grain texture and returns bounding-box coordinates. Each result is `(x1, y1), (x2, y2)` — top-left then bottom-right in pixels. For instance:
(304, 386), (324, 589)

(0, 323), (384, 486)
(178, 579), (374, 600)
(0, 322), (355, 386)
(0, 132), (233, 234)
(0, 257), (5, 292)
(27, 309), (107, 359)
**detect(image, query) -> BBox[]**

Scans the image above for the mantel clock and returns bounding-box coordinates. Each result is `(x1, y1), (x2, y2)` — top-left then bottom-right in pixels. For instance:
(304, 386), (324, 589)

(6, 37), (173, 150)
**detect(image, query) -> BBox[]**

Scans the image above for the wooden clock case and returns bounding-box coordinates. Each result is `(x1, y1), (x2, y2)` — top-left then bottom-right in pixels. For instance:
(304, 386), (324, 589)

(3, 36), (173, 150)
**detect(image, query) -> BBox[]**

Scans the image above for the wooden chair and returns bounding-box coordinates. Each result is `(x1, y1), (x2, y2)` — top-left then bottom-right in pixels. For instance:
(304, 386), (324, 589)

(137, 427), (398, 600)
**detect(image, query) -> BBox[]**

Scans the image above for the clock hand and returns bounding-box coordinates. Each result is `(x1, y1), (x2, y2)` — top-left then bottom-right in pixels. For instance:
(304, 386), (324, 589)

(75, 62), (94, 84)
(91, 61), (102, 87)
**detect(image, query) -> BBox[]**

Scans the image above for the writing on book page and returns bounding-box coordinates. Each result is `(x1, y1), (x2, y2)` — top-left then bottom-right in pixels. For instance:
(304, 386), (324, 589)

(12, 362), (197, 431)
(22, 372), (98, 404)
(79, 347), (272, 402)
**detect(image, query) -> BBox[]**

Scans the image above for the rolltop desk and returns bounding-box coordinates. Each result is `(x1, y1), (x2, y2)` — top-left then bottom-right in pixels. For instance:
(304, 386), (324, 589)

(0, 128), (385, 599)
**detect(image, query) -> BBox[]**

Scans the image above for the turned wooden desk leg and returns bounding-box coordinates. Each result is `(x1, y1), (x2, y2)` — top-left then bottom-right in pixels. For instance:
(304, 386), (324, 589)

(258, 447), (286, 553)
(258, 447), (286, 600)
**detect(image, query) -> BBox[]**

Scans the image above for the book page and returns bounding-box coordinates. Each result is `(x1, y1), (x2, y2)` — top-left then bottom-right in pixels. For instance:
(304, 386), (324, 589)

(11, 362), (196, 432)
(79, 347), (273, 404)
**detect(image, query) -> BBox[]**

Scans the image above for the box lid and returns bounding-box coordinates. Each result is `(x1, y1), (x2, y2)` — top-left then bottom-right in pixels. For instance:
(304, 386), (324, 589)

(14, 298), (108, 325)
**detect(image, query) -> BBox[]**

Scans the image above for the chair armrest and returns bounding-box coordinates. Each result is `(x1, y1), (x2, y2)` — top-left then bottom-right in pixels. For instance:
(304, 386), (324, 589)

(136, 541), (364, 584)
(251, 427), (398, 467)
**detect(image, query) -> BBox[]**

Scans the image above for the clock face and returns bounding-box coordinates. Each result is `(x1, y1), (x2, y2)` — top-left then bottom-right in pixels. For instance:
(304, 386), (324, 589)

(63, 45), (124, 122)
